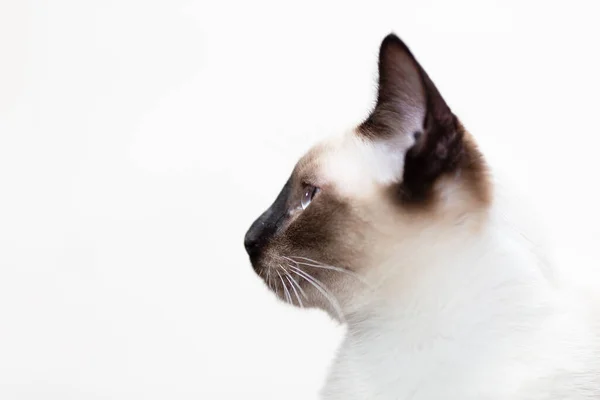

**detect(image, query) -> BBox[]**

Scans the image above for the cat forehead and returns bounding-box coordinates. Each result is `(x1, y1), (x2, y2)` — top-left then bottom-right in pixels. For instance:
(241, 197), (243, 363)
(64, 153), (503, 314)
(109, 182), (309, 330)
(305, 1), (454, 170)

(295, 130), (414, 198)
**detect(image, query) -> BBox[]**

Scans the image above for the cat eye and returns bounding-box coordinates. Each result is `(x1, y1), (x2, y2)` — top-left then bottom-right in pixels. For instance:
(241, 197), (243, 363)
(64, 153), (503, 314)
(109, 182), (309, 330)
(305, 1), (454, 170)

(301, 185), (319, 210)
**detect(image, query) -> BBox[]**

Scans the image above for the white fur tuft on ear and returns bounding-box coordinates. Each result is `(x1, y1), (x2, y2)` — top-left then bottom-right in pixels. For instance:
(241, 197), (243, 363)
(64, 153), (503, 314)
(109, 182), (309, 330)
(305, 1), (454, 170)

(360, 33), (427, 141)
(319, 131), (416, 198)
(361, 135), (416, 185)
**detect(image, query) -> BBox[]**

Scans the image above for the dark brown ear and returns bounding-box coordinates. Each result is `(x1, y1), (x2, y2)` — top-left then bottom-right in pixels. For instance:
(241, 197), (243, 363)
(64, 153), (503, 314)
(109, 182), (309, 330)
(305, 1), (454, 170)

(360, 34), (467, 205)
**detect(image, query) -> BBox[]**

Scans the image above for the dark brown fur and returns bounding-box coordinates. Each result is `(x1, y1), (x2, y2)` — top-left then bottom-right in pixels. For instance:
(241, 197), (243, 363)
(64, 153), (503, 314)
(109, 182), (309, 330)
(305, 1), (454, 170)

(360, 34), (489, 209)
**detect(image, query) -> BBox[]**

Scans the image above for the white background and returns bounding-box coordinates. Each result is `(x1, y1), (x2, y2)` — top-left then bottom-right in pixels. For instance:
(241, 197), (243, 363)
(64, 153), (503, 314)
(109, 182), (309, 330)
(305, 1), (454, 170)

(1, 0), (599, 399)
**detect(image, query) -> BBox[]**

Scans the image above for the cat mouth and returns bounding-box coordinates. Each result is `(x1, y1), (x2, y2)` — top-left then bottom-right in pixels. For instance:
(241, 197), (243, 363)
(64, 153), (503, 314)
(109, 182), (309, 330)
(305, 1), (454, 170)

(258, 262), (305, 307)
(255, 255), (363, 321)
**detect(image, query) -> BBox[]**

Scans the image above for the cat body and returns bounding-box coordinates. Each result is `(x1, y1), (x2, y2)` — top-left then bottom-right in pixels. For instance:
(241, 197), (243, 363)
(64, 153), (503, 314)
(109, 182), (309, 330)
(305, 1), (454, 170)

(322, 187), (600, 399)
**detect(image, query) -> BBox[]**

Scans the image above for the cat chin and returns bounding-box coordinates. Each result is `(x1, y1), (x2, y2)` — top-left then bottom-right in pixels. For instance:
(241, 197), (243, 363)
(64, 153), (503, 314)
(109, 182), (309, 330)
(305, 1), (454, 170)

(256, 259), (363, 323)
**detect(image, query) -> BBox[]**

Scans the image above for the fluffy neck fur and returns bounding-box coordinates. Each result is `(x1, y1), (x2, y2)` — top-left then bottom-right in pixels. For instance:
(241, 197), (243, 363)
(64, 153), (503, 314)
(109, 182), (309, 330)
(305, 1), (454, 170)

(322, 180), (599, 400)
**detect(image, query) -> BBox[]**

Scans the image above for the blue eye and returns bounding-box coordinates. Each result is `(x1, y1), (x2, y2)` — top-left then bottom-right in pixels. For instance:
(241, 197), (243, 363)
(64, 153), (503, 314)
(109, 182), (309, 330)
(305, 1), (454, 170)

(301, 185), (318, 210)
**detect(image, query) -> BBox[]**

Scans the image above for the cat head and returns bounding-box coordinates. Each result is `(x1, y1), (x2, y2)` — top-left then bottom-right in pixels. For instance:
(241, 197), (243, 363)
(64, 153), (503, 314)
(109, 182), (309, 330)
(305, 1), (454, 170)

(244, 34), (491, 320)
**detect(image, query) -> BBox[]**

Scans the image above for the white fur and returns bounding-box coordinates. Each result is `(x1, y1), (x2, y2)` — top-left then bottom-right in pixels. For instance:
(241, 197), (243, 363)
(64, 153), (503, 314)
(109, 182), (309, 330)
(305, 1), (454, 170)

(320, 131), (415, 198)
(319, 154), (600, 399)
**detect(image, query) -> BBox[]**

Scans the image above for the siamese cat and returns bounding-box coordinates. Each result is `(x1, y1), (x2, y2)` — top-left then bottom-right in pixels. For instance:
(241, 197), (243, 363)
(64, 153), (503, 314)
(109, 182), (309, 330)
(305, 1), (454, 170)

(244, 34), (600, 399)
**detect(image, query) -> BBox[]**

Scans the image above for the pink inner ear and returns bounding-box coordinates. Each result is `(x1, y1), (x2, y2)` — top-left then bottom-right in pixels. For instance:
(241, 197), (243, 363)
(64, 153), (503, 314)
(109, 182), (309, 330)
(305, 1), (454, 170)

(358, 34), (478, 205)
(360, 33), (427, 140)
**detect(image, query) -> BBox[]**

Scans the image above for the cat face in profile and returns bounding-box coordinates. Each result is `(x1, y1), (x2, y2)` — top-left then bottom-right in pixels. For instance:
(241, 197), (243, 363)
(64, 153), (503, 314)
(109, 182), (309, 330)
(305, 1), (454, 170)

(244, 34), (490, 319)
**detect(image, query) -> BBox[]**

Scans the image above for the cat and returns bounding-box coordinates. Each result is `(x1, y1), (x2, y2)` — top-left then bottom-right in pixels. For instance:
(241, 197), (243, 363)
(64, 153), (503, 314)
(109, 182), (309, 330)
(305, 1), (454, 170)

(244, 34), (600, 399)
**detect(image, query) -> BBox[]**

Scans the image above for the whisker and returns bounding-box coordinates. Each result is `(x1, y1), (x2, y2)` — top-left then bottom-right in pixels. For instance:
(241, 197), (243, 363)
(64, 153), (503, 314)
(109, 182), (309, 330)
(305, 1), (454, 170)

(284, 267), (307, 299)
(284, 256), (371, 287)
(286, 255), (322, 265)
(280, 264), (307, 302)
(276, 269), (292, 304)
(288, 259), (372, 288)
(285, 275), (304, 308)
(289, 265), (345, 322)
(277, 265), (295, 305)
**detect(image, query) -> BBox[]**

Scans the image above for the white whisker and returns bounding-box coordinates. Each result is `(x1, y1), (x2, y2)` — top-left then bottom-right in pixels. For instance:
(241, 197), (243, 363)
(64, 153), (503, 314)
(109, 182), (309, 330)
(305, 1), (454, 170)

(284, 267), (308, 299)
(287, 255), (322, 265)
(279, 264), (306, 307)
(285, 275), (304, 308)
(283, 256), (372, 287)
(276, 269), (292, 304)
(289, 265), (345, 322)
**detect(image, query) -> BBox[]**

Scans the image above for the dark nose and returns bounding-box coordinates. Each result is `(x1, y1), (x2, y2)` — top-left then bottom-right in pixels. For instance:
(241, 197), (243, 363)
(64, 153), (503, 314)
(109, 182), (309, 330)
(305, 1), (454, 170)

(244, 219), (266, 260)
(244, 230), (259, 259)
(244, 177), (292, 261)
